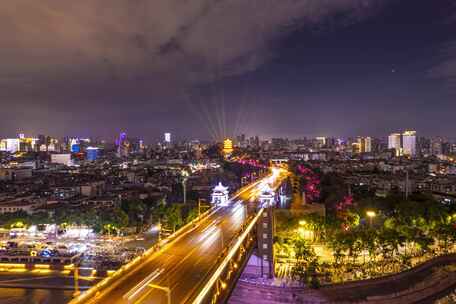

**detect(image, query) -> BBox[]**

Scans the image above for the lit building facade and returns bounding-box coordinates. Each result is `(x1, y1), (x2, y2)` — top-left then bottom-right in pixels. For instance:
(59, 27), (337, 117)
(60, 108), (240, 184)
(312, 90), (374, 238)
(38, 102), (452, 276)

(70, 138), (80, 153)
(354, 136), (372, 153)
(86, 147), (100, 161)
(164, 132), (171, 143)
(402, 130), (417, 157)
(388, 133), (402, 156)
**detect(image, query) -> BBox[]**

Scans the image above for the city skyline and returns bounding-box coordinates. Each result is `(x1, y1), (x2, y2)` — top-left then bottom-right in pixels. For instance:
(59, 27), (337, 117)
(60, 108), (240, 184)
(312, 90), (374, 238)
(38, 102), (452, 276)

(1, 0), (456, 140)
(2, 129), (456, 144)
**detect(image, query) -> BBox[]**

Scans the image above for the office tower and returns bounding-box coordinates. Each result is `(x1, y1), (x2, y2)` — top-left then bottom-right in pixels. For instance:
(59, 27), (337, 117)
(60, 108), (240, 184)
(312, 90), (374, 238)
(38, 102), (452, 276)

(236, 134), (246, 147)
(388, 133), (402, 156)
(417, 137), (431, 156)
(402, 130), (417, 157)
(431, 137), (443, 156)
(442, 142), (451, 156)
(356, 137), (372, 153)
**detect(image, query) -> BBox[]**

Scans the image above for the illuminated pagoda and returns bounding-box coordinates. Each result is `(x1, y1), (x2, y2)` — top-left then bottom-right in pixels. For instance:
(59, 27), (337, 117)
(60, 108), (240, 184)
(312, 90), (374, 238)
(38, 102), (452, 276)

(211, 182), (229, 206)
(223, 138), (233, 155)
(259, 183), (275, 208)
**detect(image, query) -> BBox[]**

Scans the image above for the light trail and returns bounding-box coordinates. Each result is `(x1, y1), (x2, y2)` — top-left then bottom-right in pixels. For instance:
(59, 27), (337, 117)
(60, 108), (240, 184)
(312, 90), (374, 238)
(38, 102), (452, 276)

(191, 208), (265, 304)
(71, 170), (288, 304)
(123, 268), (163, 302)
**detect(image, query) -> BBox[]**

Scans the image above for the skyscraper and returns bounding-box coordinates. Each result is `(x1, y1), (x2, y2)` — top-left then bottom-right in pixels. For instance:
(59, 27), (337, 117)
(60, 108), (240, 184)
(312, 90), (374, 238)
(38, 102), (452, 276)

(431, 137), (443, 156)
(359, 137), (372, 153)
(353, 137), (372, 154)
(402, 130), (417, 157)
(388, 133), (402, 156)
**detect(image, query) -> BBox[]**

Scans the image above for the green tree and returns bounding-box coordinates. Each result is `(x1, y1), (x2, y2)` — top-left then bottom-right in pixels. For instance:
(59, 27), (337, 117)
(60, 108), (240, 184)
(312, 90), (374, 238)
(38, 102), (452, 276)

(165, 204), (183, 232)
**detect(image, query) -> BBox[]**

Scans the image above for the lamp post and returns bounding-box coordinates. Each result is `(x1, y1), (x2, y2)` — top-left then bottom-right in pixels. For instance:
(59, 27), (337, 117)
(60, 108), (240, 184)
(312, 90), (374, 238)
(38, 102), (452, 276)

(181, 170), (189, 204)
(198, 198), (210, 217)
(366, 210), (376, 227)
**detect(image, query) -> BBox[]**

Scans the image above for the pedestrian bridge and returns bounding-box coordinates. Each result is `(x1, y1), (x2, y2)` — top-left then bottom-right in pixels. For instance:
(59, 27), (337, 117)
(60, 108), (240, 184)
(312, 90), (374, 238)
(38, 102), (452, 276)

(70, 169), (288, 304)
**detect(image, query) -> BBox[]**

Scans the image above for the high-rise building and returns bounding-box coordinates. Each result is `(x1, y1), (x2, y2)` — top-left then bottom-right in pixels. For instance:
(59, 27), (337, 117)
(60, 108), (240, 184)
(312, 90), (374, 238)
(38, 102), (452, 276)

(431, 137), (443, 156)
(253, 136), (260, 148)
(236, 134), (246, 147)
(315, 137), (326, 149)
(402, 130), (417, 157)
(86, 147), (100, 161)
(116, 132), (130, 157)
(272, 138), (288, 150)
(388, 133), (402, 156)
(442, 142), (452, 156)
(356, 137), (372, 153)
(417, 137), (431, 156)
(164, 132), (171, 143)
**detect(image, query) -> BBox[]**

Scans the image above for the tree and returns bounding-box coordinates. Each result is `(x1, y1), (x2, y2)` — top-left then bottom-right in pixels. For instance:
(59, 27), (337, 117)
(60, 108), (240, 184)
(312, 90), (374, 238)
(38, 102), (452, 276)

(293, 237), (315, 262)
(121, 199), (147, 232)
(165, 204), (183, 232)
(185, 207), (199, 224)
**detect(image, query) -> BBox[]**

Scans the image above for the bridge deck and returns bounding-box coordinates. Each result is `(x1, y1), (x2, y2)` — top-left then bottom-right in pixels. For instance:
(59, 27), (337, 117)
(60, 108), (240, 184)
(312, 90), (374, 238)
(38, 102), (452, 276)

(82, 171), (287, 304)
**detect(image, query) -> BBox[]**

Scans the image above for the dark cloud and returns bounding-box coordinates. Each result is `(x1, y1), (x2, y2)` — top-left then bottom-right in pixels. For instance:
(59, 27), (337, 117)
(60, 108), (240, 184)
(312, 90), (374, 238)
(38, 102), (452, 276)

(429, 8), (456, 92)
(0, 0), (386, 87)
(429, 42), (456, 90)
(0, 0), (388, 139)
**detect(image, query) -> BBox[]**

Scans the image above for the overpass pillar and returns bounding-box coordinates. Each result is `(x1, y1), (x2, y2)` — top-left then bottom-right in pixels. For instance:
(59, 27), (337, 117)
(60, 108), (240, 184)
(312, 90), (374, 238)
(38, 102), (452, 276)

(257, 185), (276, 279)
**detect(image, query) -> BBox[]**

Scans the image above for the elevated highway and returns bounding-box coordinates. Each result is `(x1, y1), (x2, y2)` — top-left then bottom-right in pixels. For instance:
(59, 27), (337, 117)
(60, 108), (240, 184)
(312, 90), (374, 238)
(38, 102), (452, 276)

(71, 168), (288, 304)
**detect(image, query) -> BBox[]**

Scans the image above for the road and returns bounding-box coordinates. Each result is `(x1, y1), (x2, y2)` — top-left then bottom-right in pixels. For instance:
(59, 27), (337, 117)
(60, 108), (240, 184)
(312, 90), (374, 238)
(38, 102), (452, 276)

(86, 169), (287, 304)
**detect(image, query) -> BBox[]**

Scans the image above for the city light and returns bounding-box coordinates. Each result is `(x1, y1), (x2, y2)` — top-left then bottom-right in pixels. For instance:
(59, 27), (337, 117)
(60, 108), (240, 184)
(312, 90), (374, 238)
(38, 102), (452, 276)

(366, 210), (376, 218)
(223, 138), (233, 155)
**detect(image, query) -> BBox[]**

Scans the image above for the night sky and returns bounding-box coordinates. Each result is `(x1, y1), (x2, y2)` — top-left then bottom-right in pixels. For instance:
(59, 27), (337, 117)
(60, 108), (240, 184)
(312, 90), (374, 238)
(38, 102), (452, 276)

(1, 0), (455, 141)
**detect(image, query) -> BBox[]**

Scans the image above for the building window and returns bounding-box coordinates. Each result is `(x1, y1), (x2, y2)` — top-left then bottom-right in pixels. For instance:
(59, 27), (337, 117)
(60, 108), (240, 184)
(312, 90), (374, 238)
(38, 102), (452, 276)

(263, 244), (268, 249)
(263, 223), (268, 228)
(263, 212), (267, 217)
(263, 233), (268, 239)
(263, 255), (268, 260)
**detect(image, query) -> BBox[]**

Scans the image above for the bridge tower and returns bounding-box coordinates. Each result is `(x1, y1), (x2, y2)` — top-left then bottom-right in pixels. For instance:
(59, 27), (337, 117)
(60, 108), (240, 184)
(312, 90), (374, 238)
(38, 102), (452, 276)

(211, 182), (229, 206)
(257, 184), (275, 278)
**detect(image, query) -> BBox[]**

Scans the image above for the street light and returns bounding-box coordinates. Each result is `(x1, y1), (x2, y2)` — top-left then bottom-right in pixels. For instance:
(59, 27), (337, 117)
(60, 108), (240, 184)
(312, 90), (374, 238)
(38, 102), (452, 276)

(181, 169), (189, 204)
(366, 210), (376, 227)
(299, 220), (307, 226)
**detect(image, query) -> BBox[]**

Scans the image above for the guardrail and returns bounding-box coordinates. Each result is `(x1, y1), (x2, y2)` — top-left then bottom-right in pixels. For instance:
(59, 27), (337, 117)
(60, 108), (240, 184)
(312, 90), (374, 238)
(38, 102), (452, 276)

(191, 207), (265, 304)
(69, 204), (219, 304)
